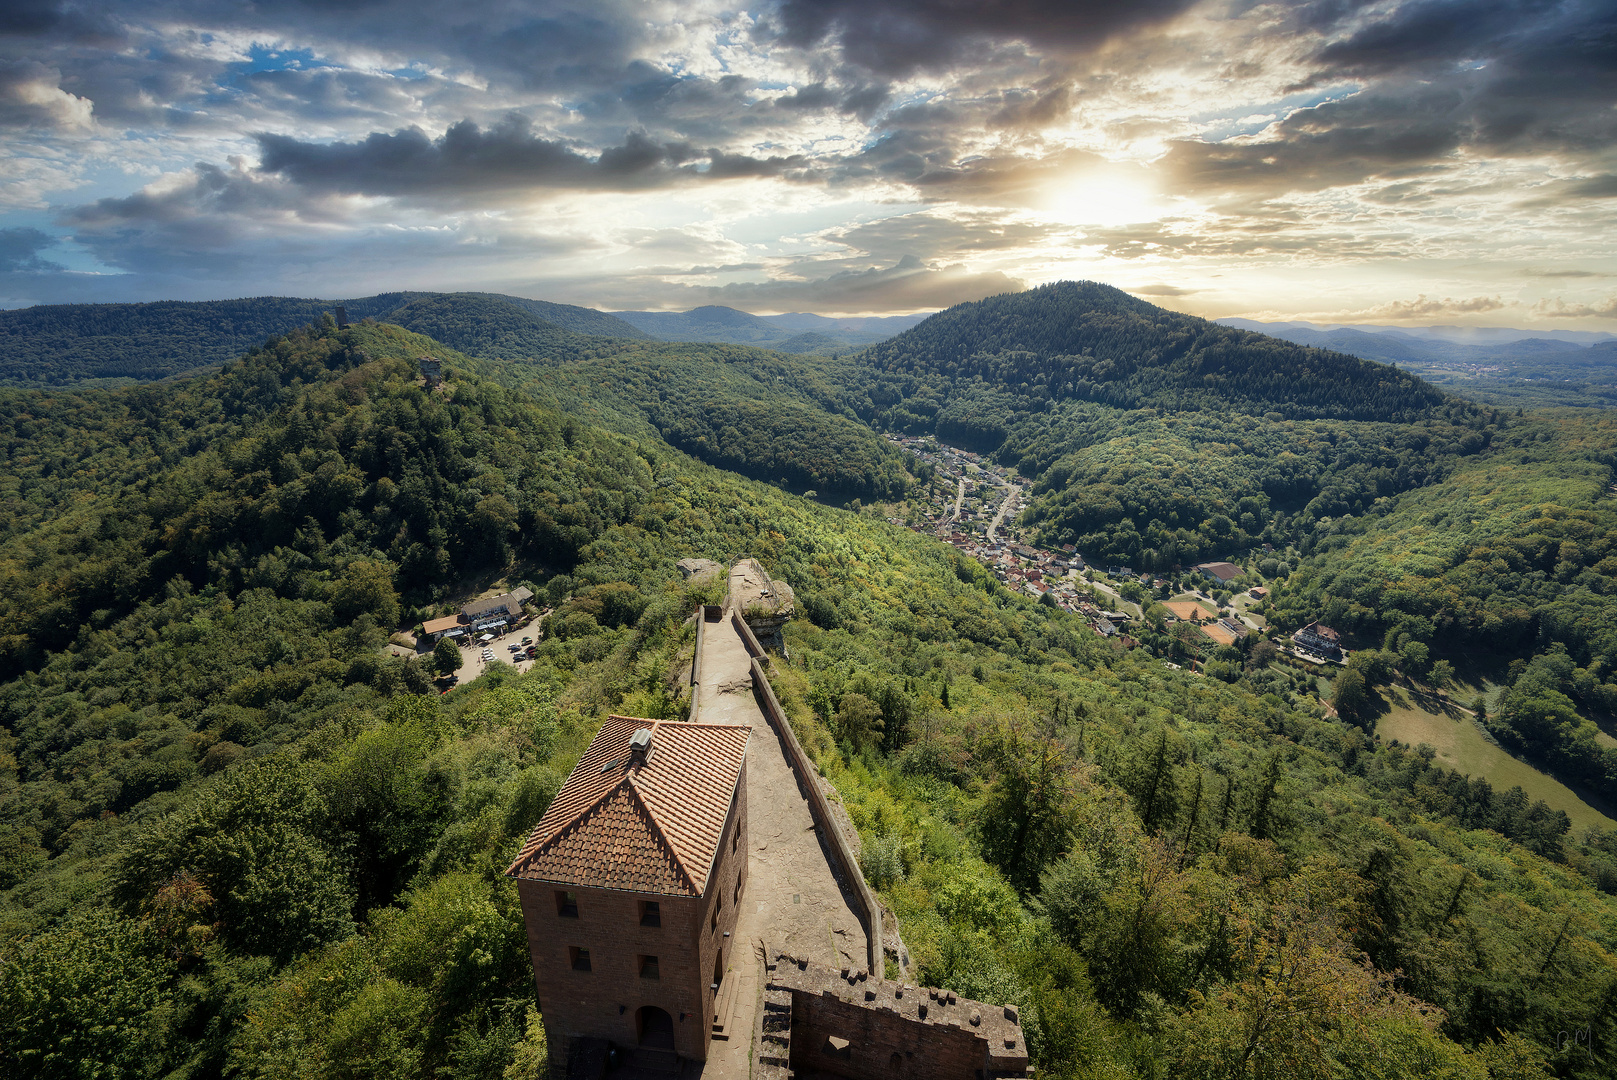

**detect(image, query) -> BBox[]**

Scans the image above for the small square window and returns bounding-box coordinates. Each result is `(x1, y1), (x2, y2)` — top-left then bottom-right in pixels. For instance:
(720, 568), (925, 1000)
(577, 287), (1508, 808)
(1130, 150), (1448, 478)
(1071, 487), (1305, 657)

(569, 946), (591, 971)
(639, 954), (660, 979)
(639, 900), (661, 927)
(555, 891), (578, 918)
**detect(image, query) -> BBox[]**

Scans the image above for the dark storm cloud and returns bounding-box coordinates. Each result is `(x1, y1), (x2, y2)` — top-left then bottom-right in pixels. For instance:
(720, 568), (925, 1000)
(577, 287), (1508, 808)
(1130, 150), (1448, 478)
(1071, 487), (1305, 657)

(254, 116), (812, 197)
(768, 0), (1201, 77)
(0, 227), (63, 272)
(1160, 87), (1467, 197)
(1308, 0), (1567, 76)
(1306, 0), (1610, 80)
(1152, 0), (1617, 204)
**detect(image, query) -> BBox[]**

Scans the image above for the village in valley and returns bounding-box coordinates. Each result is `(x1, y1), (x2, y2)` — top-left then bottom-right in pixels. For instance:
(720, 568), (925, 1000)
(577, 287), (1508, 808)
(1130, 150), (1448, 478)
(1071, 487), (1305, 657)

(881, 434), (1345, 671)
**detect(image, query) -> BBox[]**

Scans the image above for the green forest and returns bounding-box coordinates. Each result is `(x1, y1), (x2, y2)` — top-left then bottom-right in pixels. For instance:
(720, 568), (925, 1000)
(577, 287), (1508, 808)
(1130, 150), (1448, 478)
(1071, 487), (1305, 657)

(2, 293), (1616, 1080)
(0, 292), (647, 385)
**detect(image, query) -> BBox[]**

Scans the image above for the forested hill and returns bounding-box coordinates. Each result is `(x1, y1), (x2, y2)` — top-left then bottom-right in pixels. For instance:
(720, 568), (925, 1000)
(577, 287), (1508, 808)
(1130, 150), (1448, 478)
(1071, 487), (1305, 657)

(0, 292), (646, 385)
(0, 297), (336, 384)
(856, 281), (1461, 427)
(0, 319), (657, 677)
(382, 294), (611, 361)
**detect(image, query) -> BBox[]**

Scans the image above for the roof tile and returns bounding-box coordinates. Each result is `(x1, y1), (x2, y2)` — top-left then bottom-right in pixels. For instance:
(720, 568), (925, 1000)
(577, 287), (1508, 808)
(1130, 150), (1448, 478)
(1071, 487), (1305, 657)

(506, 716), (750, 896)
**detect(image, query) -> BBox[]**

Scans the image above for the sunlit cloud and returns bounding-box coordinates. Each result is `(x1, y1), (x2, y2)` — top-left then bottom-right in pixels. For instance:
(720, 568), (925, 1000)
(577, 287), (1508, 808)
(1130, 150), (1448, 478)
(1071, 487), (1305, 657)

(0, 0), (1611, 323)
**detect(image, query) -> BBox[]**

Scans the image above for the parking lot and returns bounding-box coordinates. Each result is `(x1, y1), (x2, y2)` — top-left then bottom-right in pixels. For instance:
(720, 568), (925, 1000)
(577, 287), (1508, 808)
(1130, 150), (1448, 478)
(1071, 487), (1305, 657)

(439, 620), (542, 687)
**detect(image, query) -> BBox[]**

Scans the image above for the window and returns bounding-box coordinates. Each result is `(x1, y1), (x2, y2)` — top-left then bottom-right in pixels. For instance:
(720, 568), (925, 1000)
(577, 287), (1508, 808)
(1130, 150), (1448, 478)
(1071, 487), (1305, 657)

(734, 879), (741, 904)
(732, 827), (738, 853)
(639, 954), (660, 979)
(568, 946), (591, 971)
(712, 891), (721, 930)
(639, 900), (661, 927)
(555, 891), (578, 918)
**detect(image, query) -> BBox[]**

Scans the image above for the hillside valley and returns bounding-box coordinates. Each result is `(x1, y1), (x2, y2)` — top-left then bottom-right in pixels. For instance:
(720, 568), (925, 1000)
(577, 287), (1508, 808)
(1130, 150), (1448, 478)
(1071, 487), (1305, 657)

(1221, 318), (1617, 408)
(1, 288), (1616, 1080)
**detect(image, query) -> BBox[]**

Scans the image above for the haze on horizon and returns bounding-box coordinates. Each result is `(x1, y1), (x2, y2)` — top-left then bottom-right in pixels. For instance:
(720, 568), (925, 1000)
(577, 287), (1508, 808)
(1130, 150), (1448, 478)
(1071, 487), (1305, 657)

(0, 0), (1613, 330)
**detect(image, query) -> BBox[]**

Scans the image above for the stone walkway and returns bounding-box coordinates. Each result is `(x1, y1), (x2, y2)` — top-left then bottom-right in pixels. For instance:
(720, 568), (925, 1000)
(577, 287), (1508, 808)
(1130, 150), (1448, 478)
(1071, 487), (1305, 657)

(695, 591), (868, 1080)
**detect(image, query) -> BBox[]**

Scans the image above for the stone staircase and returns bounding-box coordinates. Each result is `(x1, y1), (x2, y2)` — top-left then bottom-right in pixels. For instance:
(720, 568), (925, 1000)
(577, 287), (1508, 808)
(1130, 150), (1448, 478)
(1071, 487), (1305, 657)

(709, 955), (743, 1041)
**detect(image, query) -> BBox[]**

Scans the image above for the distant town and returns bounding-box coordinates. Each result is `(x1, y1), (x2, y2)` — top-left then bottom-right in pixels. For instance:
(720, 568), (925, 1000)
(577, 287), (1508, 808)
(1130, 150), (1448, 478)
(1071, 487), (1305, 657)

(882, 434), (1337, 664)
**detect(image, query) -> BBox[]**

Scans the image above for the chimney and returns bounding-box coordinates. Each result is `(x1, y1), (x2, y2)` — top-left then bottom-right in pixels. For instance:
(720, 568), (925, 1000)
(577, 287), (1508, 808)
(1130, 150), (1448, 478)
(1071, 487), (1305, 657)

(629, 728), (652, 762)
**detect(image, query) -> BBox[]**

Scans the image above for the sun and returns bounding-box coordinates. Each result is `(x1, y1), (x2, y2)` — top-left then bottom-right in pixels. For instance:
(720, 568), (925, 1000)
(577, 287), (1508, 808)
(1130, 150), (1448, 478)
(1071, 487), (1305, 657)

(1038, 165), (1166, 228)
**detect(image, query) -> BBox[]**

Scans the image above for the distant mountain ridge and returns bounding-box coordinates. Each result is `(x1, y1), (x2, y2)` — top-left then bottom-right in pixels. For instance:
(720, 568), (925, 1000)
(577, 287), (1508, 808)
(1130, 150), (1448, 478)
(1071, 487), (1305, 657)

(1218, 318), (1615, 347)
(609, 306), (931, 351)
(1219, 317), (1617, 407)
(0, 291), (647, 384)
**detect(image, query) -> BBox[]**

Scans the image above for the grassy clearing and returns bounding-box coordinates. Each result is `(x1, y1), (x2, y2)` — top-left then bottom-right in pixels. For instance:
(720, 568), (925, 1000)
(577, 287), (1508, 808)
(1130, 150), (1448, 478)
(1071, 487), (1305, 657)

(1376, 688), (1616, 833)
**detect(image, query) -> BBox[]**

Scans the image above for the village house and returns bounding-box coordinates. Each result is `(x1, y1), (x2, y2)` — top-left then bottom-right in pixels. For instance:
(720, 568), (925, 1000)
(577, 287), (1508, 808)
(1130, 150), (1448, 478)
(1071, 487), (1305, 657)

(421, 614), (465, 643)
(1293, 621), (1343, 659)
(461, 586), (534, 629)
(507, 716), (751, 1072)
(1194, 561), (1243, 585)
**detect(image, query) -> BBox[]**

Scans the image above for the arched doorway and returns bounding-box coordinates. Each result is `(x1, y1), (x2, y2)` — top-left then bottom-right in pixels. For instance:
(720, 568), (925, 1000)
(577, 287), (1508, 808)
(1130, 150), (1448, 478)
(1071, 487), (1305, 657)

(637, 1005), (675, 1050)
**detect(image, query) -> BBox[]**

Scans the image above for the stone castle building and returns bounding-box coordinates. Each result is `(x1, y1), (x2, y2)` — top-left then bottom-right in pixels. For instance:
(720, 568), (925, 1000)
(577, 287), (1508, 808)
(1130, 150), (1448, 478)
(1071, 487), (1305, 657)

(509, 576), (1030, 1077)
(506, 716), (750, 1072)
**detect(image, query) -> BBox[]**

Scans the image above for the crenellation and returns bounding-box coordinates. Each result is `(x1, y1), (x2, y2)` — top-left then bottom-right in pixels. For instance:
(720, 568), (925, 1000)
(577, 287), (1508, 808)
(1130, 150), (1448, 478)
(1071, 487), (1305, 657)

(760, 949), (1033, 1079)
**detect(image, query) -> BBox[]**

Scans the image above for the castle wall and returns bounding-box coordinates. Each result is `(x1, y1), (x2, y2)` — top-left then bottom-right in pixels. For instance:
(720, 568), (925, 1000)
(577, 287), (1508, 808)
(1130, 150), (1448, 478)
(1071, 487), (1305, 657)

(755, 952), (1031, 1080)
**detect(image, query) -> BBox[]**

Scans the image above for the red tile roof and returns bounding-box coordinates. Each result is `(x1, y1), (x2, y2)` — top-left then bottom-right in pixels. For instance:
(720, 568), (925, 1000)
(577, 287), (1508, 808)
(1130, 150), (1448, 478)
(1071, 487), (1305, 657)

(506, 716), (750, 896)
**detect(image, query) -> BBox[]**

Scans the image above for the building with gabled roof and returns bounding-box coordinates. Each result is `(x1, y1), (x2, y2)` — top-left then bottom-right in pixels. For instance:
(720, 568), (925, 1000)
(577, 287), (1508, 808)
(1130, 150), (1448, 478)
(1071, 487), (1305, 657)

(421, 613), (464, 642)
(462, 586), (533, 625)
(507, 715), (750, 1071)
(1194, 561), (1243, 585)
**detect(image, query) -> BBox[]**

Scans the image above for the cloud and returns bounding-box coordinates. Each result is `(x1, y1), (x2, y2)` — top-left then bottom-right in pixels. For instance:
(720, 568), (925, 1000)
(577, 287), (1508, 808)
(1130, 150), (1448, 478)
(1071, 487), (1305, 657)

(255, 115), (812, 199)
(1158, 86), (1470, 199)
(0, 227), (63, 272)
(1129, 284), (1197, 296)
(1525, 268), (1607, 278)
(585, 254), (1024, 313)
(1353, 294), (1508, 319)
(0, 0), (1611, 320)
(1307, 0), (1564, 78)
(1531, 295), (1617, 319)
(0, 60), (93, 130)
(768, 0), (1200, 77)
(1517, 173), (1617, 207)
(830, 211), (1064, 256)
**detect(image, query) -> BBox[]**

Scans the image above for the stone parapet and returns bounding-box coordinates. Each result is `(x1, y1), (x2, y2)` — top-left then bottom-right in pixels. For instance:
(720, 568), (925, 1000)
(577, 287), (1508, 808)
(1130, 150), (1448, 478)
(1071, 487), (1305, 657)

(756, 949), (1032, 1079)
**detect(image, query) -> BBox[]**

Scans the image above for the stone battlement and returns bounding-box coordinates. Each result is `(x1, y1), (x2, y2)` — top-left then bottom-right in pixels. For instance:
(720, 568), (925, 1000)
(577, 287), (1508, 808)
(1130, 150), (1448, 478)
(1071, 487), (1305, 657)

(756, 949), (1031, 1079)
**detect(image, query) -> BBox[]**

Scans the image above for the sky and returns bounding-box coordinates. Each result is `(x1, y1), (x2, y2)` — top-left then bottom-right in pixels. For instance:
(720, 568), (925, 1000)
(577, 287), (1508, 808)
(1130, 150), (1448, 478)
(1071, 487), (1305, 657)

(0, 0), (1614, 326)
